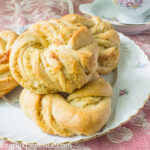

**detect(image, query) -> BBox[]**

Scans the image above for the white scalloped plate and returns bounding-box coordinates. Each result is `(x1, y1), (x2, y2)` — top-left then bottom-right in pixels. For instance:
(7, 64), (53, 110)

(79, 0), (150, 34)
(0, 27), (150, 144)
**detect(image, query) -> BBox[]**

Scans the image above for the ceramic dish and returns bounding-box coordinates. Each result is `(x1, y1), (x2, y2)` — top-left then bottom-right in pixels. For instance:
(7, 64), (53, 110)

(79, 0), (150, 34)
(0, 26), (150, 145)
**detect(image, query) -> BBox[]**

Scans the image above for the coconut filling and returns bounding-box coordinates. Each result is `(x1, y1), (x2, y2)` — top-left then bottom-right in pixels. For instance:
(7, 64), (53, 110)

(67, 96), (103, 109)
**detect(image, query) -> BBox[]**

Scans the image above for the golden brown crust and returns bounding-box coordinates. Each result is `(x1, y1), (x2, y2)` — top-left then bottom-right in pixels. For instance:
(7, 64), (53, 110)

(20, 77), (112, 136)
(0, 31), (18, 97)
(9, 19), (99, 94)
(61, 14), (120, 74)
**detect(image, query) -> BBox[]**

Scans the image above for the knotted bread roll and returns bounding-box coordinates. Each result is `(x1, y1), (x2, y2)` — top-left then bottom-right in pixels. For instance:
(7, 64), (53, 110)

(0, 31), (18, 97)
(20, 77), (112, 136)
(61, 14), (120, 74)
(10, 20), (99, 94)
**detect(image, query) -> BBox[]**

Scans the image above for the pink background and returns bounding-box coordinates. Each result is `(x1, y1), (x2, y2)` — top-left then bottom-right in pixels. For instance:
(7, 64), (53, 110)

(0, 0), (150, 150)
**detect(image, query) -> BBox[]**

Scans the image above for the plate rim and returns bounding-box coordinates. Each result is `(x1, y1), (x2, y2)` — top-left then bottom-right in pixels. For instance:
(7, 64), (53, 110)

(0, 95), (149, 145)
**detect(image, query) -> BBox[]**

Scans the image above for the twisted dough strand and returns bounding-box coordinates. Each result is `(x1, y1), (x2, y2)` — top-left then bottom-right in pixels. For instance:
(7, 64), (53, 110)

(20, 77), (112, 136)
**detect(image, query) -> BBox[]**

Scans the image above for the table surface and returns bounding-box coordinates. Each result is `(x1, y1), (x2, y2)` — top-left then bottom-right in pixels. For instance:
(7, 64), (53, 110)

(0, 0), (150, 150)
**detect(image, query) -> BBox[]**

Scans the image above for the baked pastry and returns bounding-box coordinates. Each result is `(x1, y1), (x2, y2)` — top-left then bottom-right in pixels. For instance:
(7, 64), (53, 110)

(9, 20), (99, 94)
(0, 30), (18, 97)
(20, 77), (112, 136)
(61, 14), (120, 74)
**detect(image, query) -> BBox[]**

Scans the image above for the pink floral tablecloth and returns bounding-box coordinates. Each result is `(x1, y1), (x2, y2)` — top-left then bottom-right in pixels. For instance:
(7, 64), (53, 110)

(1, 0), (150, 150)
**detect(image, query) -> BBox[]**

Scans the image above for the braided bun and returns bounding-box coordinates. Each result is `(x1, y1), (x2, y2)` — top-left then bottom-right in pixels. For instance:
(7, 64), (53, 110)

(0, 31), (18, 97)
(10, 20), (99, 94)
(20, 77), (112, 136)
(61, 14), (120, 74)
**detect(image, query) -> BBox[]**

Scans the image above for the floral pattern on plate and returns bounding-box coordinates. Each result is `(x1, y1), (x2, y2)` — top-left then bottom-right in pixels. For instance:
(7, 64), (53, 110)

(115, 0), (143, 9)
